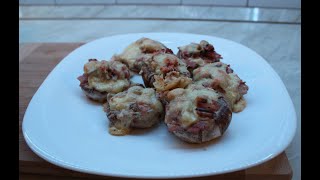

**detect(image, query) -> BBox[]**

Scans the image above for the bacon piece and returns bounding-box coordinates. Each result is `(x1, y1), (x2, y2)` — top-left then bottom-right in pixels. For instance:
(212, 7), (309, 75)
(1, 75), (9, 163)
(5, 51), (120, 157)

(195, 97), (220, 118)
(226, 65), (234, 74)
(77, 74), (88, 85)
(210, 79), (226, 94)
(238, 81), (249, 95)
(164, 48), (173, 54)
(160, 58), (179, 73)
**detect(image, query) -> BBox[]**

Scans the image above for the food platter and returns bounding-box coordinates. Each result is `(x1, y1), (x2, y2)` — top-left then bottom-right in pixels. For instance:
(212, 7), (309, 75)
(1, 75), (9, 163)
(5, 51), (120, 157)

(22, 33), (297, 178)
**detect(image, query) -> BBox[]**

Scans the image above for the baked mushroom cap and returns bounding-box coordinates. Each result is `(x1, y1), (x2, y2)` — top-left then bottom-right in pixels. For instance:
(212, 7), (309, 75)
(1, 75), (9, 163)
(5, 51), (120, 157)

(164, 85), (232, 143)
(177, 40), (222, 72)
(193, 62), (248, 112)
(77, 59), (131, 102)
(104, 85), (164, 136)
(140, 53), (192, 92)
(114, 37), (173, 73)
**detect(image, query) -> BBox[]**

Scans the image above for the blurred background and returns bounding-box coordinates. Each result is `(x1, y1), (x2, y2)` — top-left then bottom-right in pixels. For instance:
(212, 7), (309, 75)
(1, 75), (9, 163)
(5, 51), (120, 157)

(19, 0), (301, 180)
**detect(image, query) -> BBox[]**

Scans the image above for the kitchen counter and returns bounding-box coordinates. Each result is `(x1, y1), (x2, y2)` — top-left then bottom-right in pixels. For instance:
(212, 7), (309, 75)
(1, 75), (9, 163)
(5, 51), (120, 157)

(19, 5), (301, 180)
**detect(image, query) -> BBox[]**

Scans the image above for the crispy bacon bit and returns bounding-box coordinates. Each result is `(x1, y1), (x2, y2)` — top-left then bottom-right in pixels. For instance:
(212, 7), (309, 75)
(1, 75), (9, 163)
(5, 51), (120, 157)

(201, 73), (212, 79)
(129, 102), (151, 116)
(214, 53), (222, 60)
(200, 41), (221, 62)
(203, 51), (216, 61)
(160, 67), (171, 73)
(124, 71), (130, 78)
(226, 65), (234, 74)
(195, 108), (214, 118)
(195, 97), (220, 118)
(198, 97), (207, 104)
(180, 41), (222, 66)
(111, 68), (120, 78)
(77, 74), (88, 85)
(138, 103), (151, 115)
(141, 47), (156, 54)
(160, 58), (178, 73)
(202, 42), (214, 51)
(164, 48), (173, 54)
(166, 58), (179, 66)
(192, 53), (201, 58)
(238, 81), (249, 95)
(186, 60), (198, 69)
(142, 47), (173, 54)
(122, 66), (130, 78)
(210, 79), (226, 94)
(100, 65), (107, 73)
(182, 51), (190, 58)
(179, 49), (200, 59)
(121, 66), (127, 71)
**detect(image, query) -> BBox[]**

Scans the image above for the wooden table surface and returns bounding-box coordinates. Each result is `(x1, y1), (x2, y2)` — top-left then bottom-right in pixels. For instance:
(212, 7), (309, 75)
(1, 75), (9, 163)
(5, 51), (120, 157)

(19, 43), (293, 180)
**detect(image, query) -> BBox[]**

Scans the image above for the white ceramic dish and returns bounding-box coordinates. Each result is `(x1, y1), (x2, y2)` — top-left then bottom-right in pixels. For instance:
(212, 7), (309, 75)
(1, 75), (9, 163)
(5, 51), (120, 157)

(22, 33), (296, 178)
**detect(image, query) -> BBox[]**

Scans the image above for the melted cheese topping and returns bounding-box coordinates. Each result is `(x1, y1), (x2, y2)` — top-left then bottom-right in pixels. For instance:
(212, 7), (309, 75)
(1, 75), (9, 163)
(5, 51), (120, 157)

(138, 38), (167, 52)
(178, 40), (220, 69)
(117, 38), (168, 70)
(88, 78), (130, 92)
(166, 86), (220, 128)
(193, 62), (246, 112)
(144, 53), (192, 91)
(108, 109), (132, 136)
(83, 60), (130, 93)
(153, 72), (192, 91)
(108, 86), (163, 135)
(151, 53), (189, 75)
(178, 42), (202, 55)
(180, 108), (198, 127)
(108, 86), (163, 113)
(117, 43), (142, 69)
(233, 97), (247, 113)
(189, 57), (206, 66)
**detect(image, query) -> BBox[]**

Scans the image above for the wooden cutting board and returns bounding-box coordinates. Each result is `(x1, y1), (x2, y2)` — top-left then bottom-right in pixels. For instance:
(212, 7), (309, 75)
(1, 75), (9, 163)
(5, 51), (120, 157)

(19, 43), (293, 180)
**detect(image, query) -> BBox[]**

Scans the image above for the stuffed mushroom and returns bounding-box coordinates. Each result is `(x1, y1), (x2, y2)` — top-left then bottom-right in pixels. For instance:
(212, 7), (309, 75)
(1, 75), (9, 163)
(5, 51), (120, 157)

(177, 40), (222, 72)
(114, 37), (173, 73)
(164, 85), (232, 143)
(104, 85), (164, 136)
(77, 59), (131, 102)
(140, 52), (192, 92)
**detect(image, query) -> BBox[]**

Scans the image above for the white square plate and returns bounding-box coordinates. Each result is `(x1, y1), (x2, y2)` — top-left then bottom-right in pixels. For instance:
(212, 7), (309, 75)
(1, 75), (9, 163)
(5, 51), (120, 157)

(22, 33), (296, 178)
